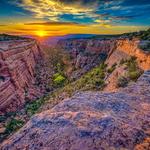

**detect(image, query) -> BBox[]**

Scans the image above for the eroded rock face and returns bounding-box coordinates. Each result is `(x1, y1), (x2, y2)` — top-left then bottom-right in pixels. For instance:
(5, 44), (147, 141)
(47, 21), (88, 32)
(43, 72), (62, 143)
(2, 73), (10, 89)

(116, 39), (150, 70)
(1, 71), (150, 150)
(57, 39), (115, 79)
(0, 39), (43, 113)
(57, 38), (150, 71)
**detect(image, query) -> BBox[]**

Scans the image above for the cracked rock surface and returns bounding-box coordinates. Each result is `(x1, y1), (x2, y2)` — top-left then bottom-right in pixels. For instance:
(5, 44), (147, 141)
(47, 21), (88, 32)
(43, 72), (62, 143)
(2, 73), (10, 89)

(1, 71), (150, 150)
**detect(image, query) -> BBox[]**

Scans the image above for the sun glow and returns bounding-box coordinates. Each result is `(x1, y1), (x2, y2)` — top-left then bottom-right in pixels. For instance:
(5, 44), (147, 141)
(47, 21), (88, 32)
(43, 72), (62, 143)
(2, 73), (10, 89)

(35, 30), (47, 37)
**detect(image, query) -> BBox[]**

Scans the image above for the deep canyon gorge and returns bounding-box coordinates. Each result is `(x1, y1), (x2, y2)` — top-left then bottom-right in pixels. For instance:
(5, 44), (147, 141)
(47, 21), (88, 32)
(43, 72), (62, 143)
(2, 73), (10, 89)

(0, 33), (150, 149)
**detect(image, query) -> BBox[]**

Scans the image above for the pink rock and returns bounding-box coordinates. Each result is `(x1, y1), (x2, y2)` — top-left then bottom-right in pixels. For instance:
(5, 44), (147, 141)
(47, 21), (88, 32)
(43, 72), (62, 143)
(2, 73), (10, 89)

(0, 39), (44, 113)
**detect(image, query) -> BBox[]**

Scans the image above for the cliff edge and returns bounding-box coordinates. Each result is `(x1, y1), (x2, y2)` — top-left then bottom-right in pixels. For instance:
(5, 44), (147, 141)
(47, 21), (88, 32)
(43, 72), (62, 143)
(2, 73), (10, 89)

(1, 70), (150, 150)
(0, 39), (43, 113)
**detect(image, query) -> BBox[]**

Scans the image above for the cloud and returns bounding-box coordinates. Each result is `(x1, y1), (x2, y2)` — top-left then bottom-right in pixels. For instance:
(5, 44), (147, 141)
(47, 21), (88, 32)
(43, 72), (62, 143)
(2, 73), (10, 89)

(15, 0), (98, 21)
(24, 21), (85, 26)
(7, 0), (150, 28)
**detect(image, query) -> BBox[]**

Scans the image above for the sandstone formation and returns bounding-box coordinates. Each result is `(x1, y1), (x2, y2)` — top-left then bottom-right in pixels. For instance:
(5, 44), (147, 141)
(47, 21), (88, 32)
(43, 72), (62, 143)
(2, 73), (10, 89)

(0, 39), (43, 114)
(57, 38), (150, 92)
(1, 70), (150, 150)
(57, 39), (116, 79)
(114, 39), (150, 70)
(57, 38), (150, 71)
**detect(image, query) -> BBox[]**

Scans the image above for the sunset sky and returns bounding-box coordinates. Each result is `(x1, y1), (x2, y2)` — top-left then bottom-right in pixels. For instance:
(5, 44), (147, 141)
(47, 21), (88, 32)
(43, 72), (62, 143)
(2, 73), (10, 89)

(0, 0), (150, 37)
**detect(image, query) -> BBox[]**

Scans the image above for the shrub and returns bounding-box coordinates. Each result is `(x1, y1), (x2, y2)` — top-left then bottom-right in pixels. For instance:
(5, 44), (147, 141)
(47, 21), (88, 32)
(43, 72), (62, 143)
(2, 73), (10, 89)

(107, 67), (115, 73)
(119, 59), (126, 65)
(117, 76), (128, 87)
(5, 119), (24, 134)
(126, 56), (143, 81)
(107, 63), (117, 74)
(25, 98), (44, 116)
(128, 71), (142, 81)
(53, 73), (66, 87)
(94, 78), (105, 89)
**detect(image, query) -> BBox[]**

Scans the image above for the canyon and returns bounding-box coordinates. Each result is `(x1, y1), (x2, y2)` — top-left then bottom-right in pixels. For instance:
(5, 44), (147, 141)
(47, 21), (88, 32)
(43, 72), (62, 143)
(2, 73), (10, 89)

(1, 37), (150, 113)
(58, 38), (150, 71)
(0, 39), (43, 114)
(0, 35), (150, 149)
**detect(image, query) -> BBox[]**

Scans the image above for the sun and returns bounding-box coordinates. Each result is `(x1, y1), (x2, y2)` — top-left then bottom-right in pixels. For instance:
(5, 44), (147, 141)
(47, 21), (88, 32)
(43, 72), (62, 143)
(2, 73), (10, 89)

(35, 30), (47, 37)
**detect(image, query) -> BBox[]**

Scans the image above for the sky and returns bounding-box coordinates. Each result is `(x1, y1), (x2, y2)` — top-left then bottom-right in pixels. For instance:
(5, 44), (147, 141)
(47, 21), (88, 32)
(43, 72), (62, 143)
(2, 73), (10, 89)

(0, 0), (150, 37)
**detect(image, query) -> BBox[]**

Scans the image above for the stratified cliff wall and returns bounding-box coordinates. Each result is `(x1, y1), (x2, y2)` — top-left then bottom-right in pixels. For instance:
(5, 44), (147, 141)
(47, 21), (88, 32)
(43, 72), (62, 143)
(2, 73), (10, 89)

(57, 38), (150, 71)
(57, 39), (116, 79)
(0, 39), (43, 113)
(116, 39), (150, 70)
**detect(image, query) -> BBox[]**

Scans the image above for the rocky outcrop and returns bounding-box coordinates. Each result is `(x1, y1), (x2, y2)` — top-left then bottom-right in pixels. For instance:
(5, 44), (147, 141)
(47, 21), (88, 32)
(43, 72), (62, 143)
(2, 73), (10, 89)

(57, 38), (150, 71)
(1, 70), (150, 150)
(118, 39), (150, 70)
(0, 39), (43, 113)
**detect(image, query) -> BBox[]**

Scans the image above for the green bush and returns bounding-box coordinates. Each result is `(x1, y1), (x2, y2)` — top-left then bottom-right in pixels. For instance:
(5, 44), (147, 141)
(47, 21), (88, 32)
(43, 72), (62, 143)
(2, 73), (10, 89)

(5, 119), (24, 134)
(59, 63), (106, 94)
(126, 56), (143, 81)
(25, 98), (44, 116)
(107, 63), (117, 73)
(107, 67), (115, 73)
(53, 73), (66, 87)
(128, 71), (142, 81)
(117, 76), (128, 87)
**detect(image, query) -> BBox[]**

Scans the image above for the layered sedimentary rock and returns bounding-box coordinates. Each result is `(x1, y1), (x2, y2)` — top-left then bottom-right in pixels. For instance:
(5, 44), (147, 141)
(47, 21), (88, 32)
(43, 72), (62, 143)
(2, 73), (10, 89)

(57, 39), (116, 79)
(57, 38), (150, 71)
(1, 71), (150, 150)
(116, 39), (150, 70)
(0, 39), (43, 113)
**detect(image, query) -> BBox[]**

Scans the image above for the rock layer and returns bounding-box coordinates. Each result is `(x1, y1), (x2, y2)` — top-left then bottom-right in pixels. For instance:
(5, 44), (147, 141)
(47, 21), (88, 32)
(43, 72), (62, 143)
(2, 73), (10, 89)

(1, 71), (150, 150)
(116, 39), (150, 70)
(0, 39), (43, 113)
(57, 39), (116, 79)
(58, 38), (150, 71)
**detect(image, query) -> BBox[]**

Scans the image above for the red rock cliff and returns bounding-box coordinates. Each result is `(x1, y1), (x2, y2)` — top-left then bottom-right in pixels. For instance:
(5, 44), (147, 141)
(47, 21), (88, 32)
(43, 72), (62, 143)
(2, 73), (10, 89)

(116, 39), (150, 70)
(57, 38), (150, 71)
(0, 39), (43, 113)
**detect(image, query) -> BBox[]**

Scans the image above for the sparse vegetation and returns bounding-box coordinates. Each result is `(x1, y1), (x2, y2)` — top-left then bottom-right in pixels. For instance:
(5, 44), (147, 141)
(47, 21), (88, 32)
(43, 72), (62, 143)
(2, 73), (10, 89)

(25, 97), (45, 116)
(53, 73), (66, 87)
(117, 76), (128, 87)
(0, 34), (27, 41)
(126, 56), (143, 81)
(5, 119), (24, 134)
(121, 28), (150, 41)
(107, 63), (117, 73)
(139, 42), (150, 52)
(117, 56), (143, 87)
(119, 59), (126, 65)
(57, 63), (107, 95)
